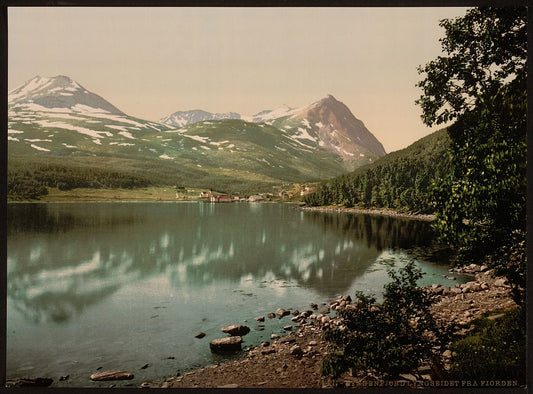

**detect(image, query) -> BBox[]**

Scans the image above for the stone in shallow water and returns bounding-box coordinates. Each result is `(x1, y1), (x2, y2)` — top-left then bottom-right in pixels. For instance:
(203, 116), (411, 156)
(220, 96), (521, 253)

(221, 324), (250, 336)
(210, 336), (243, 353)
(90, 371), (134, 381)
(275, 308), (291, 318)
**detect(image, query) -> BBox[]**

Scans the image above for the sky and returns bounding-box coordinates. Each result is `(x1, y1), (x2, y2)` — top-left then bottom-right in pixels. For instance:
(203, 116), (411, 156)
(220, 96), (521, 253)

(8, 7), (468, 153)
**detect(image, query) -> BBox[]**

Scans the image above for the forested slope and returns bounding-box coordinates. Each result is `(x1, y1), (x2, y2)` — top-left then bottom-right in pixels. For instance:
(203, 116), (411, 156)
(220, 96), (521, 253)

(304, 128), (450, 213)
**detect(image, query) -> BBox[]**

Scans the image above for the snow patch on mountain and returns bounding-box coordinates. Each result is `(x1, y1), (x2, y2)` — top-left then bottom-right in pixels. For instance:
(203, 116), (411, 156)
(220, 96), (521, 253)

(184, 135), (209, 143)
(30, 144), (50, 152)
(118, 131), (136, 140)
(34, 120), (113, 139)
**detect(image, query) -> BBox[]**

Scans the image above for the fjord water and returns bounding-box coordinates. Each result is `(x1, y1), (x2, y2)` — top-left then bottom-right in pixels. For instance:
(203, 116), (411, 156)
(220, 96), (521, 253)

(7, 202), (464, 387)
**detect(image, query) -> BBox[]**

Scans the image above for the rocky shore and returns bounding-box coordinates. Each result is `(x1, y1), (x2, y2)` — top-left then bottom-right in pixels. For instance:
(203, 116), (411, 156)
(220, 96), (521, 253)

(299, 205), (436, 221)
(7, 264), (516, 389)
(159, 264), (517, 389)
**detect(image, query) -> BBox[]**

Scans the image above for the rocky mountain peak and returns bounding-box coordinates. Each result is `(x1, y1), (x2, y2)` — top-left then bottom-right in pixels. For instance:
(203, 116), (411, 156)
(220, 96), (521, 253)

(9, 75), (125, 116)
(292, 95), (387, 160)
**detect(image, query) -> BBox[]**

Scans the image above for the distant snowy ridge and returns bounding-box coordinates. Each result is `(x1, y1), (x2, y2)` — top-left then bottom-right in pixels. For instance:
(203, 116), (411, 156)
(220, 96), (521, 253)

(160, 110), (241, 127)
(8, 75), (385, 175)
(161, 105), (303, 127)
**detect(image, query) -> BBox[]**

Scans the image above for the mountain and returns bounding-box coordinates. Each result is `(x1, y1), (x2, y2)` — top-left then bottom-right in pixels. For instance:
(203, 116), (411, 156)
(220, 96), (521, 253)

(159, 106), (297, 127)
(8, 75), (354, 196)
(9, 75), (125, 115)
(160, 110), (241, 126)
(161, 95), (386, 171)
(8, 75), (173, 150)
(268, 95), (386, 170)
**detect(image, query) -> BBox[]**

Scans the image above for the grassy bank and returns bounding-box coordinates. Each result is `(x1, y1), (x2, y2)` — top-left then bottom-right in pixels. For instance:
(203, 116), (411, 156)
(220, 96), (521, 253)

(8, 186), (206, 203)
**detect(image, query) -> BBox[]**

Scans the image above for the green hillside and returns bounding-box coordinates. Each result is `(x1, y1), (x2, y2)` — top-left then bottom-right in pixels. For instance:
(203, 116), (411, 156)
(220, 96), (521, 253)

(304, 128), (451, 213)
(8, 118), (348, 200)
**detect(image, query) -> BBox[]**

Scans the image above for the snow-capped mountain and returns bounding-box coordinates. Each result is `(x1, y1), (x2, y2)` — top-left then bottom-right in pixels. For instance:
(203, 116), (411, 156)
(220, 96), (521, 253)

(8, 75), (351, 192)
(161, 95), (386, 170)
(273, 95), (386, 169)
(160, 110), (241, 127)
(9, 75), (125, 115)
(8, 75), (173, 152)
(159, 106), (299, 127)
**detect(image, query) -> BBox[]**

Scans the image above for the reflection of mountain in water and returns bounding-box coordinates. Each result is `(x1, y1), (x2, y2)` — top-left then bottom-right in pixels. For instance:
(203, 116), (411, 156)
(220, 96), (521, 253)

(7, 203), (439, 323)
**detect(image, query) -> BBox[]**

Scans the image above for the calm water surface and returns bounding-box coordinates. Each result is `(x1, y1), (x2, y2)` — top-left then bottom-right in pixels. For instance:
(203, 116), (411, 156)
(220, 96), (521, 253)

(7, 202), (466, 387)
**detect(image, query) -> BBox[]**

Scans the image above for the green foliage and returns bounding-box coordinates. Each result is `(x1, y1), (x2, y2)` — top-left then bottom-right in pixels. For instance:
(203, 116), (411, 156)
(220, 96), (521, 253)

(416, 7), (527, 126)
(8, 162), (153, 200)
(304, 129), (450, 212)
(417, 7), (527, 302)
(7, 173), (49, 200)
(322, 261), (443, 380)
(491, 230), (526, 305)
(450, 307), (525, 383)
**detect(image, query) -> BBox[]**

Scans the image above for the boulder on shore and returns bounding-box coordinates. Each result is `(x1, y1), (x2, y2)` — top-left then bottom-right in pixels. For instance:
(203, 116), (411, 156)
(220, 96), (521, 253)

(221, 324), (250, 336)
(275, 308), (291, 318)
(210, 336), (243, 353)
(90, 371), (134, 381)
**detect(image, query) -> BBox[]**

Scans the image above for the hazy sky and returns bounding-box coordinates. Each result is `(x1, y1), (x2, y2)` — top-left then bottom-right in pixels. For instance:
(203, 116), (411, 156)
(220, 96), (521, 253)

(8, 7), (468, 153)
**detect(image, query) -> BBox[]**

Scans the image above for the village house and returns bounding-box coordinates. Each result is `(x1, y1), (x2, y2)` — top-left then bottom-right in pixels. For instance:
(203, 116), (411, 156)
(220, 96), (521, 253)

(278, 190), (289, 199)
(300, 186), (316, 196)
(210, 194), (233, 203)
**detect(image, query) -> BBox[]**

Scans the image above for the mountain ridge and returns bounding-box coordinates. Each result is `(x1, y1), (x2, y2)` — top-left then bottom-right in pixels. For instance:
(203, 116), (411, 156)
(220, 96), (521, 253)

(160, 94), (386, 170)
(8, 75), (386, 195)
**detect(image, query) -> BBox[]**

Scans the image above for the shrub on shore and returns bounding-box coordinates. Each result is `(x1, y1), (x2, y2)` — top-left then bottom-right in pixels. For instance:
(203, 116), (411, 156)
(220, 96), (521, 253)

(321, 261), (446, 381)
(449, 307), (526, 384)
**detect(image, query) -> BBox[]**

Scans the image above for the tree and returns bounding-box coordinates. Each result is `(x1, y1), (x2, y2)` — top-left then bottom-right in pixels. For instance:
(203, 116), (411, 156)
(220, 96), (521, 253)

(322, 261), (445, 381)
(416, 7), (527, 303)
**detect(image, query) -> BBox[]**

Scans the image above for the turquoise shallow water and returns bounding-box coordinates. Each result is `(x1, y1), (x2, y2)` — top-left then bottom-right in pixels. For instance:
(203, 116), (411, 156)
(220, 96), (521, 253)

(7, 202), (467, 387)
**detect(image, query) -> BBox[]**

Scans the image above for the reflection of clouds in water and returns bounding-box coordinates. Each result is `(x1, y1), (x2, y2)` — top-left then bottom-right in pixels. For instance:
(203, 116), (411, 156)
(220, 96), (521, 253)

(228, 242), (234, 258)
(190, 244), (231, 266)
(29, 245), (43, 265)
(171, 264), (187, 283)
(239, 274), (254, 287)
(36, 250), (101, 282)
(8, 203), (443, 324)
(160, 233), (170, 249)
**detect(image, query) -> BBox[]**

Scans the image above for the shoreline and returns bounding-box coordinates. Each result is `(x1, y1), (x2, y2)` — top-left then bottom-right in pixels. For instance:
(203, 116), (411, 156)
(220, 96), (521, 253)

(158, 266), (516, 389)
(299, 205), (436, 221)
(7, 266), (516, 389)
